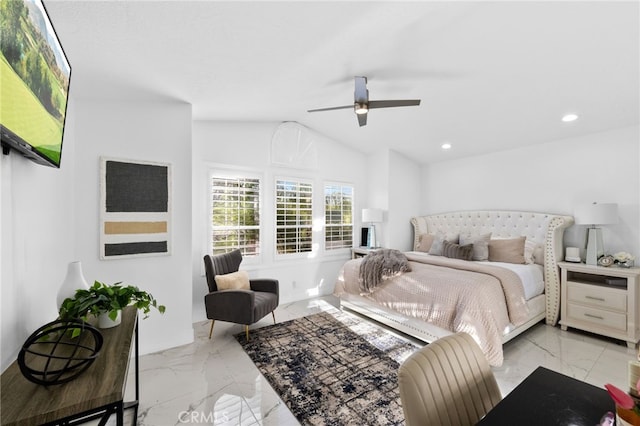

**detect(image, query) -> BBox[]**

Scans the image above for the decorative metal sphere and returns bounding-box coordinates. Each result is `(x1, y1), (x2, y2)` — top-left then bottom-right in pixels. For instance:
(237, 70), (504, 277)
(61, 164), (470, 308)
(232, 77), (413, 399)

(18, 319), (103, 386)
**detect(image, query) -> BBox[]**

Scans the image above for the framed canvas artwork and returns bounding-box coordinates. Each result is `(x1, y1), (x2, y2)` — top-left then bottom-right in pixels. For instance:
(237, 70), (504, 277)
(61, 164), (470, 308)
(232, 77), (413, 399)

(100, 157), (171, 259)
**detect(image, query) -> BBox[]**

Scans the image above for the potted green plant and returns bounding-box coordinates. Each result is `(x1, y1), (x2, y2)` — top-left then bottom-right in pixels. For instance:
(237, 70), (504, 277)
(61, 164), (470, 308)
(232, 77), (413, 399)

(59, 281), (166, 329)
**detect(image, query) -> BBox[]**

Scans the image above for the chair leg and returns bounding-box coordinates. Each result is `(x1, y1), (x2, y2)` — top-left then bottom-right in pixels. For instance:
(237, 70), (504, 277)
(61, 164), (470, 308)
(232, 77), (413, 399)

(245, 325), (249, 342)
(271, 311), (276, 324)
(208, 320), (215, 339)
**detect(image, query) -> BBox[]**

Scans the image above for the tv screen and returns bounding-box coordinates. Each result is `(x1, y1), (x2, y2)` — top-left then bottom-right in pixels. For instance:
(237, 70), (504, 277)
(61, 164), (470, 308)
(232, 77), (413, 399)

(0, 0), (71, 168)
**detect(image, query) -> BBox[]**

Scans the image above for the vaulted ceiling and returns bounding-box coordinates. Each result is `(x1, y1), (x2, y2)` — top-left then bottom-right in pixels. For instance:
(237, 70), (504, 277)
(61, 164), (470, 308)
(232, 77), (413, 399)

(47, 1), (639, 164)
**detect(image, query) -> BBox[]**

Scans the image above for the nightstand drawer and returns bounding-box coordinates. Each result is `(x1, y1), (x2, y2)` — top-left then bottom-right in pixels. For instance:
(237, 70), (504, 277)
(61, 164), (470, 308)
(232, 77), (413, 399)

(567, 303), (627, 331)
(567, 282), (626, 312)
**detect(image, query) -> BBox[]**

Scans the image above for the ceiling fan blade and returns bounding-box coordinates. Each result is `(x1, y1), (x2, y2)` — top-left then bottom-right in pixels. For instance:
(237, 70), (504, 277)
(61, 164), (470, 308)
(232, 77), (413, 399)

(307, 105), (353, 113)
(368, 99), (421, 109)
(357, 112), (367, 127)
(354, 76), (368, 103)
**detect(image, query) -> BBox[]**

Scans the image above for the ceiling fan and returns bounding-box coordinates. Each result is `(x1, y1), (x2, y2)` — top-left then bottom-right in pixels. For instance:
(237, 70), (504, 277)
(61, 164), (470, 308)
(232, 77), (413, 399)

(307, 76), (421, 127)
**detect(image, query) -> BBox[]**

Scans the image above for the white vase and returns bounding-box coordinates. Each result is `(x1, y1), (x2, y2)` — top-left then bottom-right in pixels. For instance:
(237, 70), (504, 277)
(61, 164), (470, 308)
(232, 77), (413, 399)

(98, 310), (122, 328)
(57, 261), (90, 309)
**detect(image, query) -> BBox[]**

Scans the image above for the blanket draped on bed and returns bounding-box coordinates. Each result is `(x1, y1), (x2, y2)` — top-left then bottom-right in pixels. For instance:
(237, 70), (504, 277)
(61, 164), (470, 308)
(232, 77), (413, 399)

(336, 252), (529, 366)
(359, 249), (411, 293)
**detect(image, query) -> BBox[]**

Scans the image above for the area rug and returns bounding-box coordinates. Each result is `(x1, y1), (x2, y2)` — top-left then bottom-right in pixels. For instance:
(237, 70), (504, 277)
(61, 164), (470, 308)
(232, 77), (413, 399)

(235, 309), (419, 426)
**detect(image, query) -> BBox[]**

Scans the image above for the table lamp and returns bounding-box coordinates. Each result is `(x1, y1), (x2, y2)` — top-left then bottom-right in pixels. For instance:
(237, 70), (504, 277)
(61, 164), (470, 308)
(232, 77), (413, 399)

(574, 202), (618, 265)
(362, 208), (383, 248)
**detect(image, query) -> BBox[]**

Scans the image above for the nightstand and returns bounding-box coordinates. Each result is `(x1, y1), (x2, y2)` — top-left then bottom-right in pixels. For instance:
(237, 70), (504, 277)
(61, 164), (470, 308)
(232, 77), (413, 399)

(351, 247), (382, 259)
(559, 261), (640, 348)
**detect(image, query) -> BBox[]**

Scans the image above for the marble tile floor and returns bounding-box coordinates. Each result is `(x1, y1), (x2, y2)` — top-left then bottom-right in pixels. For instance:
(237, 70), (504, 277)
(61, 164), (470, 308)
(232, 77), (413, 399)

(113, 295), (635, 425)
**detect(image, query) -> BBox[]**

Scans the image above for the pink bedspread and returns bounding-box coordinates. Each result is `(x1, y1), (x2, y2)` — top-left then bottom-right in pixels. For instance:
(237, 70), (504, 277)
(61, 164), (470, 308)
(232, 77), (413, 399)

(335, 252), (529, 366)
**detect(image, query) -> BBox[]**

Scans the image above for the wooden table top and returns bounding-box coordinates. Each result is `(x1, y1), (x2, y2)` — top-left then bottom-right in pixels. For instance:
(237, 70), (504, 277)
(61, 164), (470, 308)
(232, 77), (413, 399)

(1, 307), (137, 426)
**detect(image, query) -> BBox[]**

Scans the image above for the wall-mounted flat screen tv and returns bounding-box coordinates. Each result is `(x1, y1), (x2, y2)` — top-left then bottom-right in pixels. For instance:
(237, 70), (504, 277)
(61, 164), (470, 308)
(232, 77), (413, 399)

(0, 0), (71, 168)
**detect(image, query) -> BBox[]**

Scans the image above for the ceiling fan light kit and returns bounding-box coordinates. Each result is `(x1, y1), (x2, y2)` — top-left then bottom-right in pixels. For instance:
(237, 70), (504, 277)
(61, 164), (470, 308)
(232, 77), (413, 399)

(308, 76), (421, 127)
(354, 102), (368, 115)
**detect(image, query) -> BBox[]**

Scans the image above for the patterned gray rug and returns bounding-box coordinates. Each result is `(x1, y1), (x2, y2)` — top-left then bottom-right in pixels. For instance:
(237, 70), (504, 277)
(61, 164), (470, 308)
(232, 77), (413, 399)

(235, 309), (419, 426)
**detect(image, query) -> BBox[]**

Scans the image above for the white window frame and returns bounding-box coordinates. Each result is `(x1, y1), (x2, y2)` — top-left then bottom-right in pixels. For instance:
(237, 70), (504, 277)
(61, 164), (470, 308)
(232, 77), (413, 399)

(208, 169), (263, 260)
(275, 177), (314, 257)
(324, 182), (354, 252)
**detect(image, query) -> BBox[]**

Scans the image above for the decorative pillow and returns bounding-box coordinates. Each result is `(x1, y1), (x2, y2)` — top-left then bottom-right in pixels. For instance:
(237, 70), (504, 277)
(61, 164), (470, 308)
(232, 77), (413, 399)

(428, 233), (460, 256)
(442, 240), (474, 261)
(488, 237), (526, 264)
(524, 239), (544, 265)
(459, 233), (492, 261)
(215, 270), (250, 290)
(416, 234), (435, 252)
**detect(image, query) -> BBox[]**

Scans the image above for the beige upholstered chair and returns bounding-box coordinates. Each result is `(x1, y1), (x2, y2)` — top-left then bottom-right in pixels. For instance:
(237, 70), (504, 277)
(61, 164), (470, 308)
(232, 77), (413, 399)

(398, 332), (502, 426)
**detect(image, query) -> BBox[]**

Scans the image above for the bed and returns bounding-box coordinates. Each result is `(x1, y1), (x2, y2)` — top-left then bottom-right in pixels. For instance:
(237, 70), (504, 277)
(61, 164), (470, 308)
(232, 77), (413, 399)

(334, 210), (574, 366)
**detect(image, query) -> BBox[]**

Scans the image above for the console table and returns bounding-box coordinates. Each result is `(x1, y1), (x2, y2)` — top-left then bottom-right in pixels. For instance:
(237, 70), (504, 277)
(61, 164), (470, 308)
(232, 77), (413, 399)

(1, 306), (139, 425)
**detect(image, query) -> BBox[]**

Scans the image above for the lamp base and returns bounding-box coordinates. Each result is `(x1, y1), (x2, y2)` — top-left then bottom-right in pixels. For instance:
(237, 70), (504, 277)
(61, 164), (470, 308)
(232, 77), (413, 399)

(585, 227), (604, 266)
(367, 225), (377, 248)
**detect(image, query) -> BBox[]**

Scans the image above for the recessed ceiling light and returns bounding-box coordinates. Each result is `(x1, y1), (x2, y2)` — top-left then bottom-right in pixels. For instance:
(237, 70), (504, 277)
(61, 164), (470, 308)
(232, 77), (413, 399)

(561, 113), (579, 122)
(441, 143), (452, 150)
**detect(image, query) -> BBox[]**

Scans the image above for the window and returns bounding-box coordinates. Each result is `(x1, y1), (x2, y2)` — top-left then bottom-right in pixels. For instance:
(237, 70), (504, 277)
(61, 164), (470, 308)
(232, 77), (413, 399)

(276, 179), (313, 254)
(324, 184), (353, 250)
(210, 176), (260, 256)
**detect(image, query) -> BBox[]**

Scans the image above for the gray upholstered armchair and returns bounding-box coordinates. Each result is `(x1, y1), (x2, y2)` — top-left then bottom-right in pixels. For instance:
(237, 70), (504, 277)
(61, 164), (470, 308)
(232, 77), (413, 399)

(203, 250), (279, 341)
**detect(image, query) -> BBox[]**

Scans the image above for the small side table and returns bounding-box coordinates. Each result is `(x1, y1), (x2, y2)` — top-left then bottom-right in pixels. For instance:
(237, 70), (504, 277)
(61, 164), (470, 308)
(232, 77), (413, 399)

(559, 261), (640, 348)
(351, 247), (383, 259)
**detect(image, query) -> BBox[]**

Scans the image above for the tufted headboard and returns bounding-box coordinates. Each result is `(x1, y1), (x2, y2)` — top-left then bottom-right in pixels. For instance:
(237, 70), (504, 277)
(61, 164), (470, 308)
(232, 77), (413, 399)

(411, 210), (574, 326)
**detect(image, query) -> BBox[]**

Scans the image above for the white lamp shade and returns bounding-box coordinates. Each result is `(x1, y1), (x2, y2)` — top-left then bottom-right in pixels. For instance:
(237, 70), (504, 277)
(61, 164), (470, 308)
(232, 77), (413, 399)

(574, 203), (618, 225)
(362, 208), (383, 223)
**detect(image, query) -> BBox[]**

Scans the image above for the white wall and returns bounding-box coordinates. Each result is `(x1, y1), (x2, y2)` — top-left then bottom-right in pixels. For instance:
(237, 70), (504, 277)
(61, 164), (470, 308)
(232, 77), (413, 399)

(365, 149), (422, 250)
(73, 100), (194, 355)
(388, 151), (421, 250)
(191, 121), (368, 322)
(365, 150), (390, 248)
(1, 99), (78, 372)
(421, 125), (640, 258)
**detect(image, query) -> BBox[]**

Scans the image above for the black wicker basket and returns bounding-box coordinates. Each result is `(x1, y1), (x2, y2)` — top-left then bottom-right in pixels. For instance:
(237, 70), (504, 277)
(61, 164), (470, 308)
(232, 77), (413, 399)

(18, 319), (103, 386)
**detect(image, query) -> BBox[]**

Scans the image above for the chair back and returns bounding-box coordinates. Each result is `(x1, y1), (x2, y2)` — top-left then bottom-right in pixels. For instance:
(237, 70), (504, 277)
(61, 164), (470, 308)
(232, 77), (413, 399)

(203, 249), (243, 292)
(398, 332), (502, 426)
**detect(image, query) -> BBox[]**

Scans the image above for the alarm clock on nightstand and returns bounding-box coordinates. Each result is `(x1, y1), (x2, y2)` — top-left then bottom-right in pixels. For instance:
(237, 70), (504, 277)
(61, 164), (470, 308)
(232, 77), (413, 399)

(598, 255), (615, 267)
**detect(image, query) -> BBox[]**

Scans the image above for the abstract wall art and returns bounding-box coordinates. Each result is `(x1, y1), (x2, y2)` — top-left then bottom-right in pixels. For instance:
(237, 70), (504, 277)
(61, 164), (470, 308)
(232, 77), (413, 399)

(100, 157), (171, 259)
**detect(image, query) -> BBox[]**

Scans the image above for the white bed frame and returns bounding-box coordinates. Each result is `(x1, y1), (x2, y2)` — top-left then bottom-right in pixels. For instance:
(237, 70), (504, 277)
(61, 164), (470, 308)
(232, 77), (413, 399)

(340, 210), (574, 345)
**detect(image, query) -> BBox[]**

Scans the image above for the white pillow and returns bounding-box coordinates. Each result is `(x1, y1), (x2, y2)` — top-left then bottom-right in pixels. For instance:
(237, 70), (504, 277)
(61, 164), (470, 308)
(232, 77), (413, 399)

(215, 270), (250, 290)
(525, 239), (544, 265)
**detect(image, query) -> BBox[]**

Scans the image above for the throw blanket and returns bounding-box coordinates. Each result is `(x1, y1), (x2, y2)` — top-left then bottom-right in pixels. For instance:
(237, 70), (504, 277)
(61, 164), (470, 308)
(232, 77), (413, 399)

(336, 252), (529, 366)
(359, 249), (411, 293)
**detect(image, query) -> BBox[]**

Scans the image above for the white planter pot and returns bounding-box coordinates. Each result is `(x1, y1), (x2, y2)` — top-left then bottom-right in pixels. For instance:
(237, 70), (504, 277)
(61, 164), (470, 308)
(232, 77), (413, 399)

(98, 310), (122, 329)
